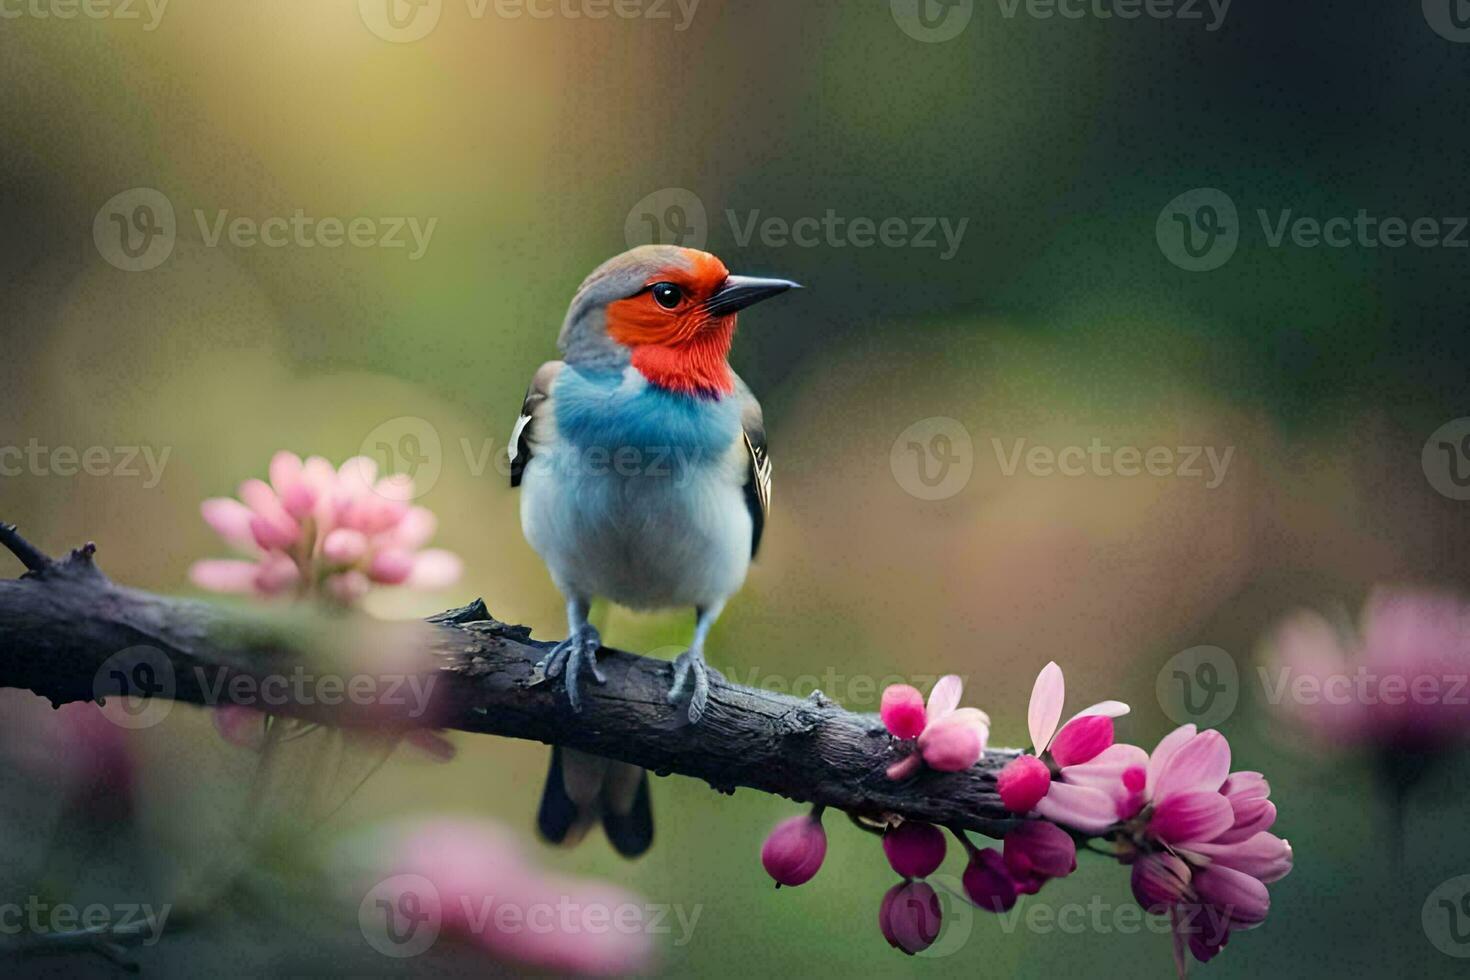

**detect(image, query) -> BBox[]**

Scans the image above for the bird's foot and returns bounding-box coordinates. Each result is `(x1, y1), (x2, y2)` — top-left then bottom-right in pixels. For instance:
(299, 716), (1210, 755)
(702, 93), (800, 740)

(535, 624), (605, 712)
(668, 648), (721, 724)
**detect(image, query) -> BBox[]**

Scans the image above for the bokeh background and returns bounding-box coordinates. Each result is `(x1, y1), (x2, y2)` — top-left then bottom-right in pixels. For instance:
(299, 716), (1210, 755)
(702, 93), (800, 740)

(3, 1), (1470, 976)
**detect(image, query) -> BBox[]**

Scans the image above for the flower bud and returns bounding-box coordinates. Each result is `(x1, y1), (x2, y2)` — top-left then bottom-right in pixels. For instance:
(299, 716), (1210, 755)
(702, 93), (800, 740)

(918, 714), (984, 771)
(961, 848), (1017, 913)
(881, 684), (927, 740)
(882, 821), (946, 879)
(761, 813), (827, 887)
(879, 881), (941, 955)
(322, 528), (369, 566)
(996, 754), (1051, 813)
(1003, 820), (1076, 895)
(1129, 852), (1192, 914)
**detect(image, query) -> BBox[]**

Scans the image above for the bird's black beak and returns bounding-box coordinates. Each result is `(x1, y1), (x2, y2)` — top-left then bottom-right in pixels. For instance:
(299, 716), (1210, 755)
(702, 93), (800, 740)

(704, 275), (801, 316)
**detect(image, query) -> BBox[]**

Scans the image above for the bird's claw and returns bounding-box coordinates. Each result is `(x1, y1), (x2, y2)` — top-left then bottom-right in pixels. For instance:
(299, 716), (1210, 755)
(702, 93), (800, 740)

(668, 649), (720, 724)
(535, 625), (605, 712)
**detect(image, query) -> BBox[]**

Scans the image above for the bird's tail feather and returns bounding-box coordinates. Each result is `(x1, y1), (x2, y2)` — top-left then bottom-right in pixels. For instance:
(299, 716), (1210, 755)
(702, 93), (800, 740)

(536, 746), (653, 858)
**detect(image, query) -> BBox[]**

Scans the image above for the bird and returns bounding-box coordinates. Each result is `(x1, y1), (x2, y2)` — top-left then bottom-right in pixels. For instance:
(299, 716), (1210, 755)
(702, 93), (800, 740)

(509, 244), (797, 856)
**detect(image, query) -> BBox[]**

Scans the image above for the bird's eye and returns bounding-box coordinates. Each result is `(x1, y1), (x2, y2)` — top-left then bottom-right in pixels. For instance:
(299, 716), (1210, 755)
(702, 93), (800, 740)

(651, 282), (683, 309)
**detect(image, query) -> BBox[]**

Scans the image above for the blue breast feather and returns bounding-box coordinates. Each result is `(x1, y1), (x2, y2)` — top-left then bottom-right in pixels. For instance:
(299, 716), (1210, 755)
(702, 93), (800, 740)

(551, 365), (740, 461)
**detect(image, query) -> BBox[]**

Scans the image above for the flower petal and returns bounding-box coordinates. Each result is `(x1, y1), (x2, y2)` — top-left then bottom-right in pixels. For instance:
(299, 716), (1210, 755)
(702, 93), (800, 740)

(200, 498), (258, 552)
(882, 684), (928, 739)
(1188, 832), (1293, 884)
(1049, 714), (1114, 768)
(1192, 865), (1269, 927)
(1145, 724), (1197, 798)
(1028, 661), (1065, 753)
(1150, 790), (1235, 846)
(1153, 730), (1231, 800)
(1035, 781), (1119, 834)
(926, 674), (964, 723)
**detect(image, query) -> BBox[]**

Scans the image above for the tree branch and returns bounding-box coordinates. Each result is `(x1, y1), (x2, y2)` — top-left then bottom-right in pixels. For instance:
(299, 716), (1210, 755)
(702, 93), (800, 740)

(0, 525), (1019, 833)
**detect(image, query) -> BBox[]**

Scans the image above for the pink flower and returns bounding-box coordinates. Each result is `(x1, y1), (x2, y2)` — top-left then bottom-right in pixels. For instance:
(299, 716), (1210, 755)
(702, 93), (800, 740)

(342, 818), (655, 975)
(1002, 820), (1077, 895)
(882, 675), (990, 778)
(1266, 587), (1470, 752)
(761, 811), (827, 887)
(882, 821), (947, 879)
(1112, 725), (1292, 975)
(190, 451), (462, 605)
(0, 691), (132, 813)
(878, 880), (942, 955)
(996, 661), (1137, 832)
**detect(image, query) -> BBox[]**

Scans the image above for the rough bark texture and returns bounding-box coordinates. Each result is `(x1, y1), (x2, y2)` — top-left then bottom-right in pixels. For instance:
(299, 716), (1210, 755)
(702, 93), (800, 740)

(0, 524), (1019, 833)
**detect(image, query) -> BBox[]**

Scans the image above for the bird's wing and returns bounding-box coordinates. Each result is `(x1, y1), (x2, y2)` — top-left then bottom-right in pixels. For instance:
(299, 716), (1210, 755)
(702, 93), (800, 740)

(733, 374), (771, 558)
(509, 360), (564, 488)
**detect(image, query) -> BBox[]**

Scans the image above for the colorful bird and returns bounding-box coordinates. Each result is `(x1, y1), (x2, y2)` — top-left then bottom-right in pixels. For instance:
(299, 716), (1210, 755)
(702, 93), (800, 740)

(510, 244), (797, 855)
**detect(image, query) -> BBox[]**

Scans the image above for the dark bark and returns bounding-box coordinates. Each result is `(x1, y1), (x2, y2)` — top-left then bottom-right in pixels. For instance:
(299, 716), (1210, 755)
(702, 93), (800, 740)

(0, 524), (1019, 833)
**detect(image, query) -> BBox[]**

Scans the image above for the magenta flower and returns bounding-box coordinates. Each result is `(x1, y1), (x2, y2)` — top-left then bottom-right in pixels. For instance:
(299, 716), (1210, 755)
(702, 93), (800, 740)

(761, 810), (827, 887)
(190, 451), (461, 604)
(878, 880), (942, 955)
(1112, 725), (1292, 975)
(996, 661), (1139, 832)
(1266, 587), (1470, 752)
(881, 675), (990, 779)
(882, 820), (947, 879)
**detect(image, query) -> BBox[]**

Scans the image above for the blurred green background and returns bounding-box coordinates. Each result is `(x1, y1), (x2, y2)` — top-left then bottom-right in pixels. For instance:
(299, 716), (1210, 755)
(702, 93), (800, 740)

(3, 1), (1470, 976)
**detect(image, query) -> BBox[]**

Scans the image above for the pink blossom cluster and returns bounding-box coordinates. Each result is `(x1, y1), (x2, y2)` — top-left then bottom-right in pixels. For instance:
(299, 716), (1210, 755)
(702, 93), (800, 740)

(190, 451), (461, 604)
(761, 663), (1292, 972)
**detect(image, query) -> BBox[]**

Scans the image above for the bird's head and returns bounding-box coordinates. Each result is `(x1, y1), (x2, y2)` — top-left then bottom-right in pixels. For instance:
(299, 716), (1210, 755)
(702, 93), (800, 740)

(557, 245), (798, 397)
